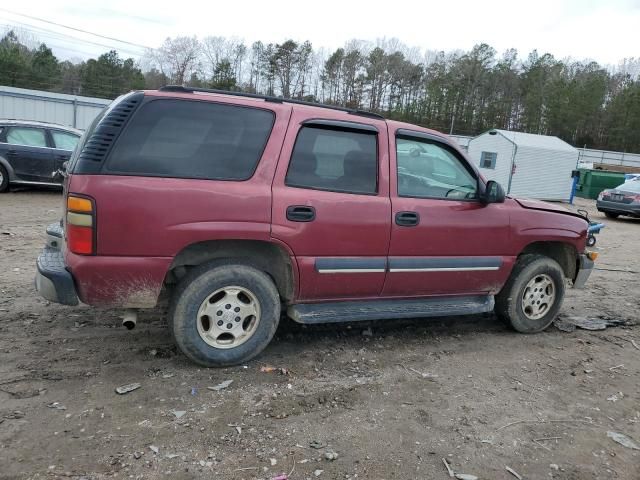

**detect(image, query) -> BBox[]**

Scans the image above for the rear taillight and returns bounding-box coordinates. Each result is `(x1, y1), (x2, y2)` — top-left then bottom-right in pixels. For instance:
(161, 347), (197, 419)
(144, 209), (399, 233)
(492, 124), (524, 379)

(630, 194), (640, 204)
(66, 195), (95, 255)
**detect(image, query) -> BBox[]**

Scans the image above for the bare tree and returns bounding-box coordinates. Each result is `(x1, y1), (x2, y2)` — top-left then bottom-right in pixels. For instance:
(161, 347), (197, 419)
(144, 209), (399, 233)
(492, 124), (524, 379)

(152, 36), (201, 85)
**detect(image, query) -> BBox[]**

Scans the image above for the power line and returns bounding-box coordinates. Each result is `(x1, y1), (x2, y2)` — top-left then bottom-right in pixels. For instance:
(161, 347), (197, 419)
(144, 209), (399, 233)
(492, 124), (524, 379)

(0, 21), (146, 58)
(0, 7), (153, 50)
(0, 29), (131, 59)
(0, 18), (146, 55)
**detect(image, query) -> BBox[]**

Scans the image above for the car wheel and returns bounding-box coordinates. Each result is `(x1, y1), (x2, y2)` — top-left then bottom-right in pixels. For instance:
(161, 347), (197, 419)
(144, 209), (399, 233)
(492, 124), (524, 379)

(586, 235), (596, 247)
(0, 165), (8, 193)
(169, 262), (280, 367)
(604, 212), (619, 219)
(495, 254), (565, 333)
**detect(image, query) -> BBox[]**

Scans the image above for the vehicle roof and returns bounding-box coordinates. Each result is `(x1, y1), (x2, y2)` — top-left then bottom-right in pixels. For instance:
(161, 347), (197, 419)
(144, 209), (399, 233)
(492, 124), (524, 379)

(0, 119), (82, 134)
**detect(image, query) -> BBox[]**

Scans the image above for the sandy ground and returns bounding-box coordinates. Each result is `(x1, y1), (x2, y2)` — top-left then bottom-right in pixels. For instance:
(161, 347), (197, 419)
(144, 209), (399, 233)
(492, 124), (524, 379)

(0, 189), (638, 480)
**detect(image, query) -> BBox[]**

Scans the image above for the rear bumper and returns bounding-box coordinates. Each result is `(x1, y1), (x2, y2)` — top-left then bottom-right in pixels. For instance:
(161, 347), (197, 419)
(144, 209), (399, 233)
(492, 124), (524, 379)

(35, 222), (170, 308)
(573, 254), (594, 289)
(35, 246), (79, 306)
(596, 200), (640, 216)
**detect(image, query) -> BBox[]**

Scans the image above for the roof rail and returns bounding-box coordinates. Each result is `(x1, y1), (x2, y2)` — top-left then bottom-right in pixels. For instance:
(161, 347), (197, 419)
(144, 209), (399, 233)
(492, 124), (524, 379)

(158, 85), (385, 120)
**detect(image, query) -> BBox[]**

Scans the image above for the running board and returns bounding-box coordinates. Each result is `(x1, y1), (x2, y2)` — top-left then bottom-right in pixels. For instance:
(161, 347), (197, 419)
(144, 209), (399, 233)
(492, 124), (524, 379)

(288, 295), (494, 324)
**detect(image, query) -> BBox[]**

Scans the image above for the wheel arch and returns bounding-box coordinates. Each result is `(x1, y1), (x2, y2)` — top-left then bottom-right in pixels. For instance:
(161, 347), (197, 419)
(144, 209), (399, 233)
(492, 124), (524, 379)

(0, 156), (16, 181)
(518, 241), (578, 280)
(165, 239), (297, 302)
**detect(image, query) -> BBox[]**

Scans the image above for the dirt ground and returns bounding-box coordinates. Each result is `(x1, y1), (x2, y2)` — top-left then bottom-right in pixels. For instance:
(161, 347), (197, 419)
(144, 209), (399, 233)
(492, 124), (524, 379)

(0, 189), (639, 480)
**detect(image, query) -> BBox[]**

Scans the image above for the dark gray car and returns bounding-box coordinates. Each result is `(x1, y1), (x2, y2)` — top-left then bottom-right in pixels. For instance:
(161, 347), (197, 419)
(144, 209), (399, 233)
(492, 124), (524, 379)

(0, 120), (82, 192)
(596, 179), (640, 218)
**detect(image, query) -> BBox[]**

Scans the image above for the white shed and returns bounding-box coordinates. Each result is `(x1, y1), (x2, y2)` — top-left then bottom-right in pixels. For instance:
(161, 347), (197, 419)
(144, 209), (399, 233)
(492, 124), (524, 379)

(467, 129), (579, 201)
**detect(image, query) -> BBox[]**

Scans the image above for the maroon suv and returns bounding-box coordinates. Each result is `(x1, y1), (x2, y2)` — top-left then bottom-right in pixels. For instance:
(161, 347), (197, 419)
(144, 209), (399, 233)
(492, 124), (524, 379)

(35, 86), (595, 366)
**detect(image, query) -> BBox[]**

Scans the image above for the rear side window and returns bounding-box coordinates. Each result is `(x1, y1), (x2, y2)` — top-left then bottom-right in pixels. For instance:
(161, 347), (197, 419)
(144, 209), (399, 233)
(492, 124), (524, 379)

(285, 127), (378, 195)
(51, 131), (80, 151)
(6, 127), (47, 148)
(106, 100), (274, 180)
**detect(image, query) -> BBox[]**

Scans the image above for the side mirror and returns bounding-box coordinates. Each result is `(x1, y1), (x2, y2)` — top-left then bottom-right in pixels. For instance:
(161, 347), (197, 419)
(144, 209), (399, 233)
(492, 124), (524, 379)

(482, 180), (505, 204)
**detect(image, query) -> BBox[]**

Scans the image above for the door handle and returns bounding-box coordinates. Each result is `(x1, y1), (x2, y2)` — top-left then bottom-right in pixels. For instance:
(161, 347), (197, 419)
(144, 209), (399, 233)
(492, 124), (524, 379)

(395, 211), (420, 226)
(286, 205), (316, 222)
(55, 155), (70, 160)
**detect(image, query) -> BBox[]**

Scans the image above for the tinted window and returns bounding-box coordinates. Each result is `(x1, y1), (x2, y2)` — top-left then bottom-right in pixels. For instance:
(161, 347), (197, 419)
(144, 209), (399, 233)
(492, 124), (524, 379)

(397, 136), (477, 200)
(107, 100), (274, 180)
(6, 127), (47, 148)
(285, 127), (377, 194)
(51, 131), (79, 151)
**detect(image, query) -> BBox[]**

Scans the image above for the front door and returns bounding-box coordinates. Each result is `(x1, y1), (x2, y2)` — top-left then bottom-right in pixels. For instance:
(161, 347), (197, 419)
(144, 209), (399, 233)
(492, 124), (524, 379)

(3, 126), (54, 183)
(49, 129), (80, 176)
(383, 128), (513, 297)
(271, 111), (391, 301)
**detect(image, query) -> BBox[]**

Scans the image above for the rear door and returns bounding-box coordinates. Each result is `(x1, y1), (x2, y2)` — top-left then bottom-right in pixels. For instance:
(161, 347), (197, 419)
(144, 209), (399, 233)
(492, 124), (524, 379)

(271, 110), (391, 301)
(383, 128), (513, 297)
(2, 126), (54, 182)
(49, 129), (80, 175)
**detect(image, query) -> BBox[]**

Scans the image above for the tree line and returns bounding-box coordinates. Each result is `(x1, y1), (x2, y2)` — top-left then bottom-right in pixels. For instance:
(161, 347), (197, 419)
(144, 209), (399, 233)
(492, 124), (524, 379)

(1, 30), (639, 152)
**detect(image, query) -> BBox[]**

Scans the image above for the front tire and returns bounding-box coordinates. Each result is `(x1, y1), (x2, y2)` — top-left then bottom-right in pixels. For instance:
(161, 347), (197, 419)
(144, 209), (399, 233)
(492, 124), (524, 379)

(495, 254), (565, 333)
(170, 263), (280, 367)
(604, 212), (619, 219)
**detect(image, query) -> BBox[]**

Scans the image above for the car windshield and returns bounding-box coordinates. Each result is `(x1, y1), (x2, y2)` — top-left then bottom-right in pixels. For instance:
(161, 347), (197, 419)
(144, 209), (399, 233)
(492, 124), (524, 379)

(616, 180), (640, 193)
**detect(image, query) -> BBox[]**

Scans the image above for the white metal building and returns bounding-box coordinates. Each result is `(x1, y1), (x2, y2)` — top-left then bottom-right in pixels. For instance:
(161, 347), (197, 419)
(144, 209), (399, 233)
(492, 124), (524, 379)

(467, 129), (579, 201)
(0, 86), (111, 130)
(449, 134), (471, 151)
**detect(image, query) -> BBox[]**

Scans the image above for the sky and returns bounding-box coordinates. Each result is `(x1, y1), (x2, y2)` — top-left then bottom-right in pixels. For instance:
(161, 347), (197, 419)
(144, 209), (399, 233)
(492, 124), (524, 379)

(1, 0), (639, 66)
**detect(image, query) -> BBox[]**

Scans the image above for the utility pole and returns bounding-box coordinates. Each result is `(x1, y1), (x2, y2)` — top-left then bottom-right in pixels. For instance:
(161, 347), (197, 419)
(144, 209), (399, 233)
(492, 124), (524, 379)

(449, 113), (455, 135)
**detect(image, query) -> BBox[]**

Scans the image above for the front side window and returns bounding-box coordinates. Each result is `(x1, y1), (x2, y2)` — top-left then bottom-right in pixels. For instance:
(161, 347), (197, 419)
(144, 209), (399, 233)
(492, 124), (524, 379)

(106, 100), (274, 180)
(285, 126), (378, 195)
(396, 136), (477, 200)
(51, 131), (80, 151)
(6, 127), (47, 148)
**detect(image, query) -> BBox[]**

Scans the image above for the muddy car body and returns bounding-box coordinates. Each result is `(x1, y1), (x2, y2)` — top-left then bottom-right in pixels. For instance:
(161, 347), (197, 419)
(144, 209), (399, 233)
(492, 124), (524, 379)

(36, 87), (595, 366)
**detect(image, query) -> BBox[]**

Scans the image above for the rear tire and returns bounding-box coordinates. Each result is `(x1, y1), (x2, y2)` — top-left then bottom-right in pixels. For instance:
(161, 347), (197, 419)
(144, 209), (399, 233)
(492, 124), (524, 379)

(169, 262), (280, 367)
(587, 235), (596, 247)
(495, 254), (565, 333)
(604, 212), (619, 219)
(0, 165), (8, 193)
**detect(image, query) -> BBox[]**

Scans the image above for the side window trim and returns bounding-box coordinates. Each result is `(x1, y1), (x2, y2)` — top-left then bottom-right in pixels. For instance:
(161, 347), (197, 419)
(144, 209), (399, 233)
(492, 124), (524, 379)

(302, 118), (378, 133)
(395, 132), (480, 202)
(285, 125), (379, 196)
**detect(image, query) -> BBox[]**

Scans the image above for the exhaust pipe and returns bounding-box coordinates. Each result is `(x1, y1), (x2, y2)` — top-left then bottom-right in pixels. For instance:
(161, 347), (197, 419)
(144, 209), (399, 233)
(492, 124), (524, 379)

(122, 310), (137, 330)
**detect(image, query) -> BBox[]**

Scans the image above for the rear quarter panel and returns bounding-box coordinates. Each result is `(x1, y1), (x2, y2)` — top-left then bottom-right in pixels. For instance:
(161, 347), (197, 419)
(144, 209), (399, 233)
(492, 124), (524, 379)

(65, 96), (292, 307)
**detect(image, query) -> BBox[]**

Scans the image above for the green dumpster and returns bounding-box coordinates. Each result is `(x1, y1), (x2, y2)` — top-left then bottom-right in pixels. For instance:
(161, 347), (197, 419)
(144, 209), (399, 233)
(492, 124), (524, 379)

(576, 169), (626, 199)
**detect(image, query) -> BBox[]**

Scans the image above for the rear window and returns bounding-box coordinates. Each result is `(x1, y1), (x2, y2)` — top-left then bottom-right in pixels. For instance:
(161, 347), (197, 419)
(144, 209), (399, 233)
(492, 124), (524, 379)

(106, 99), (274, 180)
